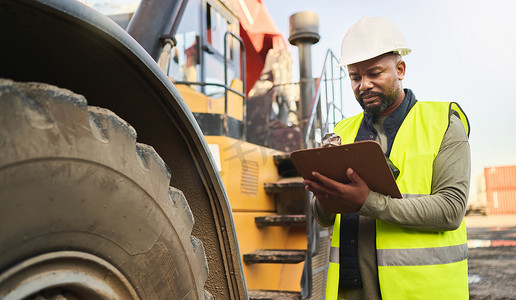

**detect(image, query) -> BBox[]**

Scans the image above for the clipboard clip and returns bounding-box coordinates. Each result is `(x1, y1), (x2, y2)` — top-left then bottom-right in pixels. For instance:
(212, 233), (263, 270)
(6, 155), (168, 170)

(321, 133), (341, 147)
(385, 156), (400, 180)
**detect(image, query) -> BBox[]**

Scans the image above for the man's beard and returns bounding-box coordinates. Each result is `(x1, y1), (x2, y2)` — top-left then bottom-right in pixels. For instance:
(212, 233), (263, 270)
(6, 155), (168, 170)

(358, 90), (399, 115)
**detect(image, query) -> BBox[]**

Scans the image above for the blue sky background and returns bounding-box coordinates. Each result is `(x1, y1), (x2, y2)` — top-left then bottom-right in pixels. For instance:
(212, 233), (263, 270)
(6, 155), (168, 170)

(264, 0), (516, 201)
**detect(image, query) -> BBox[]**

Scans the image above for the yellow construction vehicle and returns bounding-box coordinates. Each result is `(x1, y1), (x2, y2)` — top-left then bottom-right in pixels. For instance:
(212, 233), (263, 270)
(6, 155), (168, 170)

(0, 0), (345, 298)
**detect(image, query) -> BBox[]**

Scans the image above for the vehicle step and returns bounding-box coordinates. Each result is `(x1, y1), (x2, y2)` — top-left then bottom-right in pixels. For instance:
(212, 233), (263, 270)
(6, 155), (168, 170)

(244, 249), (306, 264)
(248, 289), (301, 300)
(264, 176), (305, 193)
(264, 176), (307, 215)
(273, 154), (299, 177)
(255, 215), (307, 228)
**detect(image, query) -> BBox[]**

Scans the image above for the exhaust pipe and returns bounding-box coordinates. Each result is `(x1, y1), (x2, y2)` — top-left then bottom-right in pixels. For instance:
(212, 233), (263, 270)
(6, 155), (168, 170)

(289, 11), (320, 148)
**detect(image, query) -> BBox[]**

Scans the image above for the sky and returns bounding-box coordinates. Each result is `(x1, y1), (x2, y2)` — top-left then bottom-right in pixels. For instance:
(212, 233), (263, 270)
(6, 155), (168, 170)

(81, 0), (516, 202)
(263, 0), (516, 201)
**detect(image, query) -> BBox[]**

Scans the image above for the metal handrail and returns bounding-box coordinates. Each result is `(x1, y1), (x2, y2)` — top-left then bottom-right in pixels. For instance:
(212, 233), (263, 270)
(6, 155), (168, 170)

(174, 31), (246, 140)
(173, 81), (245, 98)
(304, 49), (346, 148)
(224, 31), (246, 140)
(300, 49), (347, 299)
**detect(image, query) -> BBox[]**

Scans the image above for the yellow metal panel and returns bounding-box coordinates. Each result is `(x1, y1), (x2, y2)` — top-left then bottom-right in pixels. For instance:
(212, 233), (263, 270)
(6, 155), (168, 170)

(204, 132), (308, 292)
(174, 79), (243, 120)
(175, 84), (210, 113)
(227, 79), (244, 120)
(233, 212), (307, 291)
(211, 79), (243, 120)
(205, 136), (283, 212)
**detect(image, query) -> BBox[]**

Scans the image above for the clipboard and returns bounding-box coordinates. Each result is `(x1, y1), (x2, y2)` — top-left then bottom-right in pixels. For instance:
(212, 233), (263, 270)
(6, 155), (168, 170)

(290, 140), (402, 199)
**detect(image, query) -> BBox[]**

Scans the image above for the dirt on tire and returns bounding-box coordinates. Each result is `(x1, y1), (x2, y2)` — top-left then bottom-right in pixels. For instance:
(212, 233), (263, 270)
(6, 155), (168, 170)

(0, 79), (210, 299)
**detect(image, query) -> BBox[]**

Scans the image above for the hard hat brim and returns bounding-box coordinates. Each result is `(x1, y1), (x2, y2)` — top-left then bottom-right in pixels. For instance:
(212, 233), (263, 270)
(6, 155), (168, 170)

(338, 48), (411, 67)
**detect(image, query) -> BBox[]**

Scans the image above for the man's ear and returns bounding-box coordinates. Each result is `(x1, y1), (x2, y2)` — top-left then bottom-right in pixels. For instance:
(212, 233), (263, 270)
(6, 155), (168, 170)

(397, 60), (406, 80)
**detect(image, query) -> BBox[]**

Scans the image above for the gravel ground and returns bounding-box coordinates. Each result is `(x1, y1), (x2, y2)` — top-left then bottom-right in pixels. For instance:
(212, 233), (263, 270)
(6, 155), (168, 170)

(467, 226), (516, 299)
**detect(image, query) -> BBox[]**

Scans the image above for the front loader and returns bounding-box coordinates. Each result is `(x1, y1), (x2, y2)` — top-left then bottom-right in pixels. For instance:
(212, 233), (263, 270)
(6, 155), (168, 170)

(0, 0), (346, 298)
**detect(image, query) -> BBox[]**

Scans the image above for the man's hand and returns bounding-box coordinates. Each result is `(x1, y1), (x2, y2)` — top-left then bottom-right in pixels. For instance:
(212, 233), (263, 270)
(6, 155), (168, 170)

(303, 168), (370, 214)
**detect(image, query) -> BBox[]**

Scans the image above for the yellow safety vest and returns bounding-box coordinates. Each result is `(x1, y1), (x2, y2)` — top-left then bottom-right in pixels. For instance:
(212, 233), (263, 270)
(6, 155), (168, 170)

(325, 101), (470, 300)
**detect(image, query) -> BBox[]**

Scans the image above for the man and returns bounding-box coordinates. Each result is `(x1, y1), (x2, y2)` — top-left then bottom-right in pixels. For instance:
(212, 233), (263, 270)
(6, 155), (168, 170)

(304, 17), (470, 300)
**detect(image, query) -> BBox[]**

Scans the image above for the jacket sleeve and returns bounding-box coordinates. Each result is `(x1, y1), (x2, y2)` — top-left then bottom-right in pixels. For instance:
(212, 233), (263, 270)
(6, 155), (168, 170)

(310, 195), (336, 227)
(357, 114), (471, 231)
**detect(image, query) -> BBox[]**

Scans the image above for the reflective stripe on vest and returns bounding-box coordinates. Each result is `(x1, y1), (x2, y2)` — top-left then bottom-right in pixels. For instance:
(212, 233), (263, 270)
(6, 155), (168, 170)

(331, 242), (468, 266)
(325, 101), (469, 300)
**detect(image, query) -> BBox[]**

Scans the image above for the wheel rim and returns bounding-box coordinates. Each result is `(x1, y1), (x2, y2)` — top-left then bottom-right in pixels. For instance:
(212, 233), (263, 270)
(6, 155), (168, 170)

(0, 251), (139, 300)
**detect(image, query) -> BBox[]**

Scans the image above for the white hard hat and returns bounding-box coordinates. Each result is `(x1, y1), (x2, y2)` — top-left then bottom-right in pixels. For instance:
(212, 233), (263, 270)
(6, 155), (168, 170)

(338, 16), (411, 66)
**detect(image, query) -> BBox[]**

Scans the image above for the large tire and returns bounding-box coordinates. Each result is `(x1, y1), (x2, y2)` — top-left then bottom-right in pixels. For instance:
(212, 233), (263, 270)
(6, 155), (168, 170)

(0, 79), (210, 299)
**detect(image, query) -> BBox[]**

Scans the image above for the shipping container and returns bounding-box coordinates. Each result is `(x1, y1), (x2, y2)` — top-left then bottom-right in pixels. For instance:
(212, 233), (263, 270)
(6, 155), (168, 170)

(484, 165), (516, 214)
(484, 165), (516, 190)
(486, 190), (516, 214)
